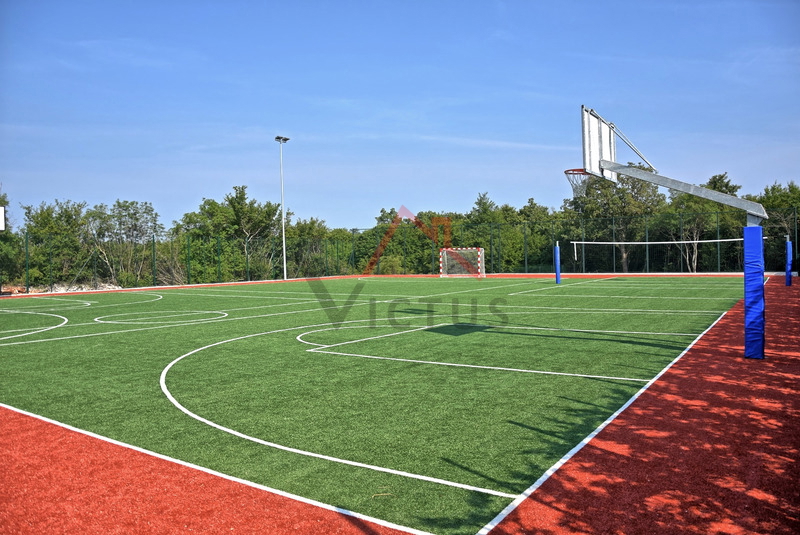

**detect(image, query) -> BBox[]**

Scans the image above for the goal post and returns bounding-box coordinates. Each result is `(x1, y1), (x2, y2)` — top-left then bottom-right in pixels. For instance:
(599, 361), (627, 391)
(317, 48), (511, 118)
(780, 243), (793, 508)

(439, 248), (486, 278)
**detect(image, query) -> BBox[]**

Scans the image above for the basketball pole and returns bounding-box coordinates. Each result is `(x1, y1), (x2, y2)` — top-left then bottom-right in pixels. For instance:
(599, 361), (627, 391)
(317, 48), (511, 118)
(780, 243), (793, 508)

(598, 161), (768, 360)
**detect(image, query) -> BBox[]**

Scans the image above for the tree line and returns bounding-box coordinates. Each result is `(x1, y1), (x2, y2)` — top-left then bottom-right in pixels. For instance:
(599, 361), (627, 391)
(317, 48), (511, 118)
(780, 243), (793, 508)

(0, 169), (798, 289)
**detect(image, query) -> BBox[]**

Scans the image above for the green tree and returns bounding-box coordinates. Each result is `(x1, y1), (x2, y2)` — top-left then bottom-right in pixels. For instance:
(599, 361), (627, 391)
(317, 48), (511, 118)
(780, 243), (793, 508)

(88, 200), (164, 286)
(286, 217), (329, 277)
(21, 200), (91, 287)
(171, 186), (284, 283)
(0, 190), (23, 290)
(744, 181), (800, 270)
(668, 173), (744, 272)
(518, 198), (553, 273)
(566, 164), (666, 272)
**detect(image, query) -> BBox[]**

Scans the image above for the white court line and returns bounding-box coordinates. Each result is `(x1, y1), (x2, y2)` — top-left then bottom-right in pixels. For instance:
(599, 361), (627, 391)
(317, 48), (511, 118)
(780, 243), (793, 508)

(536, 295), (738, 301)
(299, 325), (434, 349)
(590, 284), (741, 289)
(415, 280), (536, 299)
(476, 309), (730, 534)
(0, 311), (69, 341)
(159, 322), (518, 500)
(0, 299), (336, 345)
(311, 348), (650, 383)
(0, 289), (718, 349)
(0, 292), (163, 312)
(1, 280), (534, 347)
(0, 403), (433, 535)
(4, 279), (735, 510)
(170, 290), (411, 299)
(508, 278), (613, 296)
(414, 301), (724, 316)
(94, 311), (229, 325)
(305, 322), (686, 383)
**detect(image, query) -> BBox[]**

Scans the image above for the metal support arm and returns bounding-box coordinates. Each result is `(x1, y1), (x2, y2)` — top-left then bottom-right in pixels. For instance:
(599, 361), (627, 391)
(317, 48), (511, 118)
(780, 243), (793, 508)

(600, 160), (768, 226)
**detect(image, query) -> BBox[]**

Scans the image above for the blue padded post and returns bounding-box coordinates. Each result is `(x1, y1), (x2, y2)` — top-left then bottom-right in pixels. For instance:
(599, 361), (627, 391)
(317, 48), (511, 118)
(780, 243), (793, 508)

(787, 240), (793, 286)
(554, 242), (561, 284)
(743, 226), (765, 359)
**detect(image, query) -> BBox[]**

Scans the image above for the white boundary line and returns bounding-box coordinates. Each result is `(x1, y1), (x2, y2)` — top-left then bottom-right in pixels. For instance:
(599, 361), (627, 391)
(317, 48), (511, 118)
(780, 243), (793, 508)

(94, 310), (229, 325)
(0, 292), (163, 312)
(311, 349), (650, 383)
(0, 402), (433, 535)
(475, 309), (730, 534)
(0, 279), (744, 528)
(0, 311), (69, 341)
(159, 321), (518, 500)
(508, 277), (612, 295)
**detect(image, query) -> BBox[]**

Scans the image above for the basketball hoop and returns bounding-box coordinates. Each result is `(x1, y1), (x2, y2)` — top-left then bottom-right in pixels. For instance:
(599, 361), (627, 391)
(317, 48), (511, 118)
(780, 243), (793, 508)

(564, 168), (592, 198)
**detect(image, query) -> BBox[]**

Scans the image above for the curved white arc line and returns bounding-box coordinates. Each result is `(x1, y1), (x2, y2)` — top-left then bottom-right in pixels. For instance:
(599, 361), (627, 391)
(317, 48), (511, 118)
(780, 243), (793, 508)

(1, 292), (164, 312)
(94, 310), (228, 325)
(476, 310), (732, 534)
(295, 325), (410, 347)
(295, 331), (329, 346)
(0, 311), (69, 341)
(90, 292), (165, 309)
(159, 329), (517, 499)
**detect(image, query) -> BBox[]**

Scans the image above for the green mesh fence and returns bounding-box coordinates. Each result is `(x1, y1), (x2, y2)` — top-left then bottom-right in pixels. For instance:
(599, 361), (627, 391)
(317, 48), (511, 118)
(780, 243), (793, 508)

(5, 209), (797, 292)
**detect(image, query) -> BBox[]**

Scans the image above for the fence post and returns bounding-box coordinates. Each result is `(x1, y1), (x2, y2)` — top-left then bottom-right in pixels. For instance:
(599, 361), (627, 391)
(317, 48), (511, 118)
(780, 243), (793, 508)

(645, 216), (650, 273)
(490, 224), (495, 273)
(402, 224), (407, 275)
(679, 213), (684, 273)
(716, 211), (721, 272)
(48, 238), (53, 292)
(324, 239), (329, 277)
(25, 231), (30, 293)
(523, 222), (528, 273)
(151, 234), (157, 286)
(350, 229), (356, 272)
(376, 230), (381, 275)
(612, 217), (616, 273)
(216, 236), (222, 282)
(580, 218), (586, 274)
(92, 248), (98, 289)
(186, 235), (191, 285)
(431, 236), (436, 274)
(794, 206), (798, 263)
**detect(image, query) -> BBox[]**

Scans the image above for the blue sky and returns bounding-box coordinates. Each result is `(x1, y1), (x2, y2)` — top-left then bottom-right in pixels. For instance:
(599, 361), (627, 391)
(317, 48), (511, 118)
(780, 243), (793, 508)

(1, 0), (798, 230)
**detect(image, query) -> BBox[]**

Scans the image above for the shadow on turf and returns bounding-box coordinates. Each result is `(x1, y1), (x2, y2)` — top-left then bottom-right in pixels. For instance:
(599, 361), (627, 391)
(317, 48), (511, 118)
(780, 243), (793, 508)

(425, 322), (689, 355)
(488, 282), (800, 535)
(414, 384), (638, 533)
(337, 510), (392, 535)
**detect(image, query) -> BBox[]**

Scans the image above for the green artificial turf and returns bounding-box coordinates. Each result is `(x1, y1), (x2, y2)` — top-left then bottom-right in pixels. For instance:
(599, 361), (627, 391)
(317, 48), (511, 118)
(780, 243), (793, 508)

(0, 276), (743, 534)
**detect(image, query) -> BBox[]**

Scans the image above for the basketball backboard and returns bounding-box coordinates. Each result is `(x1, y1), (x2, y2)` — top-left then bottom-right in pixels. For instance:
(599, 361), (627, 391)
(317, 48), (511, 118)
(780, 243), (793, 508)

(581, 105), (617, 183)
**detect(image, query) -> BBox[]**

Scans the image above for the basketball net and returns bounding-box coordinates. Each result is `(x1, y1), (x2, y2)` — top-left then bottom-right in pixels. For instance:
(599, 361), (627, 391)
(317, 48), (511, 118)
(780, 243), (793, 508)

(564, 168), (592, 199)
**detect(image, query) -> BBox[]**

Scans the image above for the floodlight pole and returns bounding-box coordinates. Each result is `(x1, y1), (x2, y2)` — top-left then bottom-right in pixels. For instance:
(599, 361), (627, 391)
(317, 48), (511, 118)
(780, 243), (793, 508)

(275, 136), (290, 280)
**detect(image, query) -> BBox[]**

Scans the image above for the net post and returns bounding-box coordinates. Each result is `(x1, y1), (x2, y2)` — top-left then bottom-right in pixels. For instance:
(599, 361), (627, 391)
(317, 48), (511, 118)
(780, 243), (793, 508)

(787, 237), (793, 287)
(743, 226), (765, 359)
(554, 241), (561, 284)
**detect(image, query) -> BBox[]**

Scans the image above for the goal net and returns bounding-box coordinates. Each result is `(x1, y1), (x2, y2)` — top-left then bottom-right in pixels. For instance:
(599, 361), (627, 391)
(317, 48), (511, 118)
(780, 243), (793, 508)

(439, 248), (486, 277)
